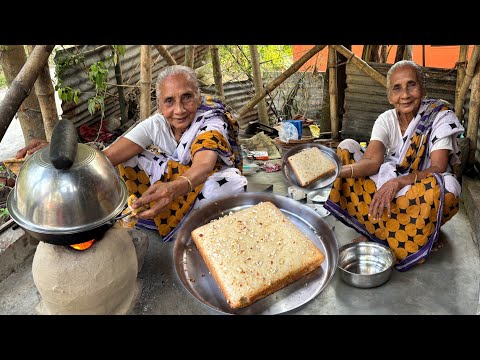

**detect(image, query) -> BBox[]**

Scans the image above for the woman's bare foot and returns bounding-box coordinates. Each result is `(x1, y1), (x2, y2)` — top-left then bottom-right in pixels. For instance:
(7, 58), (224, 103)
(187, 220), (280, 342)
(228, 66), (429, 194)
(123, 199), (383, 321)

(431, 235), (446, 252)
(352, 235), (368, 243)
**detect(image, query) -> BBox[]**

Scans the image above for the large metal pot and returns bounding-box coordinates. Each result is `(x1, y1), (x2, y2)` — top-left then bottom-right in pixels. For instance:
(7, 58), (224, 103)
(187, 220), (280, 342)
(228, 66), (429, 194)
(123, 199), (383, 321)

(7, 119), (128, 245)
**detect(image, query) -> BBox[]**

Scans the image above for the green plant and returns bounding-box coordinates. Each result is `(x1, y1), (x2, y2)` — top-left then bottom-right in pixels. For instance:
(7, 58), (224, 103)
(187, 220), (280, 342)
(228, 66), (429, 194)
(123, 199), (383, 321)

(0, 208), (9, 217)
(217, 45), (293, 82)
(54, 45), (126, 118)
(0, 69), (6, 88)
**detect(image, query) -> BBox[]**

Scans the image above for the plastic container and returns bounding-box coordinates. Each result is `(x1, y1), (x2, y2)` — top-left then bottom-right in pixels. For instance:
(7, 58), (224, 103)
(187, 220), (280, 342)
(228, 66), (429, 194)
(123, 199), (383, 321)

(284, 120), (303, 139)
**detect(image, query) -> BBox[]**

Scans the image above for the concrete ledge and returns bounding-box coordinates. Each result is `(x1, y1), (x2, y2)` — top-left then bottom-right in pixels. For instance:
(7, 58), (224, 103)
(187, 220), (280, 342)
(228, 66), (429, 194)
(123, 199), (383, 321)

(461, 177), (480, 247)
(0, 226), (38, 282)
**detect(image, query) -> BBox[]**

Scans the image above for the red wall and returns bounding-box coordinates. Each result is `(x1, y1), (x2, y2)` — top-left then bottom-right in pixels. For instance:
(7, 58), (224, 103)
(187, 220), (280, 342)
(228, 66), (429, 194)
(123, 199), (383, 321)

(293, 45), (474, 71)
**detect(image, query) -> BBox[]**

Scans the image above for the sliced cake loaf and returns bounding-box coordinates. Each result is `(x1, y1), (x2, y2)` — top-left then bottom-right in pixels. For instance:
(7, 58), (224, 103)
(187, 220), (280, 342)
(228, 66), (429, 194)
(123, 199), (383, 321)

(191, 201), (325, 309)
(287, 147), (336, 187)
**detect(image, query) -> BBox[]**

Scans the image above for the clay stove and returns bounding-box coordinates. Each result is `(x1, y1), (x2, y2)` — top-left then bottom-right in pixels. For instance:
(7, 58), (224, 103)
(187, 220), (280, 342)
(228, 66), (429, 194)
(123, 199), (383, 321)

(32, 224), (147, 315)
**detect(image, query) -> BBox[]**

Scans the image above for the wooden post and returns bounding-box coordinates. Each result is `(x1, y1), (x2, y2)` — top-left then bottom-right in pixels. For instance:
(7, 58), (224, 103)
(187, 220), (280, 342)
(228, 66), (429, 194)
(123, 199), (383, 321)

(114, 56), (128, 125)
(28, 45), (59, 141)
(248, 45), (269, 125)
(455, 45), (480, 121)
(184, 46), (194, 68)
(154, 45), (177, 66)
(328, 46), (338, 140)
(455, 45), (469, 113)
(403, 45), (413, 61)
(0, 45), (54, 142)
(140, 45), (152, 121)
(210, 45), (224, 101)
(466, 62), (480, 166)
(238, 45), (327, 118)
(331, 45), (387, 88)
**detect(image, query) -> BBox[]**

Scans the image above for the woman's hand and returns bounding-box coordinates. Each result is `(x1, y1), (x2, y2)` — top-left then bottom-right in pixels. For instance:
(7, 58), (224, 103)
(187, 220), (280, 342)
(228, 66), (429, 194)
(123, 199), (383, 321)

(132, 181), (184, 220)
(16, 139), (49, 159)
(369, 178), (401, 220)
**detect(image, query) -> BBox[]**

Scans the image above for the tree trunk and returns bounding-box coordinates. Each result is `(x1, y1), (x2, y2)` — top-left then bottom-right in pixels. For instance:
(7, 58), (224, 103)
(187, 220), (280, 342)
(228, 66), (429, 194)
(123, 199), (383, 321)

(380, 45), (388, 63)
(466, 62), (480, 166)
(332, 45), (387, 87)
(328, 46), (338, 139)
(210, 45), (224, 101)
(248, 45), (269, 125)
(114, 52), (128, 125)
(395, 45), (406, 63)
(0, 45), (46, 143)
(455, 45), (469, 113)
(27, 45), (59, 141)
(0, 45), (54, 142)
(184, 45), (194, 68)
(154, 45), (177, 66)
(455, 45), (480, 121)
(238, 45), (327, 118)
(140, 45), (152, 120)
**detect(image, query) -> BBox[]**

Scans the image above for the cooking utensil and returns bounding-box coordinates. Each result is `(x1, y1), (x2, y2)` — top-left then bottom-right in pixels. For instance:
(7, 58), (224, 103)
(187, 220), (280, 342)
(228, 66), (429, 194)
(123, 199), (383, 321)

(281, 143), (342, 190)
(174, 192), (339, 315)
(337, 242), (395, 288)
(7, 120), (128, 245)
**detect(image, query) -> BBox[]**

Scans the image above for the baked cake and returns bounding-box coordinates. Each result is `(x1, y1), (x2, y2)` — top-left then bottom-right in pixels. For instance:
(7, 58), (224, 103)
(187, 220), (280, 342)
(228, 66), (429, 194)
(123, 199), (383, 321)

(191, 201), (325, 309)
(287, 147), (336, 187)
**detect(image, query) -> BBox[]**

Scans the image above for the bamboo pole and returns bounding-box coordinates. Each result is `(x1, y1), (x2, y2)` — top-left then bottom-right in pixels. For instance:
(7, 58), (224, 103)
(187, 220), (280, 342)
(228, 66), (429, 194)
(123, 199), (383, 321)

(184, 45), (194, 68)
(238, 45), (327, 118)
(114, 56), (128, 125)
(466, 62), (480, 166)
(140, 45), (151, 120)
(328, 46), (338, 139)
(210, 45), (224, 100)
(28, 45), (59, 141)
(248, 45), (269, 125)
(0, 45), (54, 142)
(455, 45), (469, 112)
(154, 45), (177, 65)
(331, 45), (387, 88)
(403, 45), (413, 60)
(455, 45), (480, 121)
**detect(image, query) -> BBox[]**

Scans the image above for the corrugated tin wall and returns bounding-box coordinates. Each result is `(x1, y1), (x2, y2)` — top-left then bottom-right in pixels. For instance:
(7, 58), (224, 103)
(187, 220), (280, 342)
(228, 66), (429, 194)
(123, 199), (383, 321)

(54, 45), (208, 128)
(264, 71), (324, 121)
(342, 62), (457, 141)
(201, 79), (275, 129)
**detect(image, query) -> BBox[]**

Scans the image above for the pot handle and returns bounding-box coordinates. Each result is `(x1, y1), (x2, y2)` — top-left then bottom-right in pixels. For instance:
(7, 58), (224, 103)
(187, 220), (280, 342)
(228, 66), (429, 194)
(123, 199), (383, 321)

(49, 119), (78, 170)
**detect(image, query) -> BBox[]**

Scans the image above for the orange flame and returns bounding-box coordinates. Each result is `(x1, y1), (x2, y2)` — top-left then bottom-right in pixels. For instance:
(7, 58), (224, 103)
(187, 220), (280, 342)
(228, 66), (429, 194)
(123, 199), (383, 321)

(70, 239), (95, 250)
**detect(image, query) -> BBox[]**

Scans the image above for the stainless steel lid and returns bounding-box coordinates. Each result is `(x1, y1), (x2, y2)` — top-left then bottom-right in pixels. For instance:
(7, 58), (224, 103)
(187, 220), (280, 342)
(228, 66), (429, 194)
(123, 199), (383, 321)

(7, 120), (127, 235)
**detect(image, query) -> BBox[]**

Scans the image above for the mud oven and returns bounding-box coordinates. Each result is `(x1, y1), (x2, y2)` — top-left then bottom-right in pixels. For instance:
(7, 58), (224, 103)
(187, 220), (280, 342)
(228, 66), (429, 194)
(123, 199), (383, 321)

(31, 226), (147, 315)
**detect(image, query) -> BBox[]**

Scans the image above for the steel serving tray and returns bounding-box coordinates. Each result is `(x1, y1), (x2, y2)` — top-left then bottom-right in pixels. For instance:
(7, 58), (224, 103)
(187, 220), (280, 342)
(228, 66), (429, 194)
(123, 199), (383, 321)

(173, 192), (338, 315)
(282, 143), (342, 190)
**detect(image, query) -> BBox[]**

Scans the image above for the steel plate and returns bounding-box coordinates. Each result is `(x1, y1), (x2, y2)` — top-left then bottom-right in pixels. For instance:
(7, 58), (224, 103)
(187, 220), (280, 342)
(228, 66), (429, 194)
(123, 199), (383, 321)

(173, 192), (338, 315)
(282, 143), (342, 190)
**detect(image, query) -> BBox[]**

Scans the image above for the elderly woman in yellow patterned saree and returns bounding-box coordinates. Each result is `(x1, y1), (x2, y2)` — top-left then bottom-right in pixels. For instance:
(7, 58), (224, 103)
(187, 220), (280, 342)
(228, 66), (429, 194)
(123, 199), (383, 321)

(324, 60), (464, 271)
(104, 65), (247, 241)
(15, 65), (247, 242)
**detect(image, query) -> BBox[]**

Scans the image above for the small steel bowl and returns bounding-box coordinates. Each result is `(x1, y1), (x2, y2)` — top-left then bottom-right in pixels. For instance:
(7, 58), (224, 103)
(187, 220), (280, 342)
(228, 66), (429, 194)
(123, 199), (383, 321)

(337, 242), (395, 288)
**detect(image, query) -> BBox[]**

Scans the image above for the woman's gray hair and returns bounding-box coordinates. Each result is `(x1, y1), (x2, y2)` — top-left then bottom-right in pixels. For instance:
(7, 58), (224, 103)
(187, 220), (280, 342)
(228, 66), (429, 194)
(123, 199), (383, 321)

(155, 65), (200, 100)
(386, 60), (426, 96)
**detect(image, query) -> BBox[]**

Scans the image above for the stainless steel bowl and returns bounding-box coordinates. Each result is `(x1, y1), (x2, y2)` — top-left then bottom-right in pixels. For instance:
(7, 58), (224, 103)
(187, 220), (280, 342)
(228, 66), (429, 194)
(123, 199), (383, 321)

(337, 242), (395, 288)
(7, 144), (128, 235)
